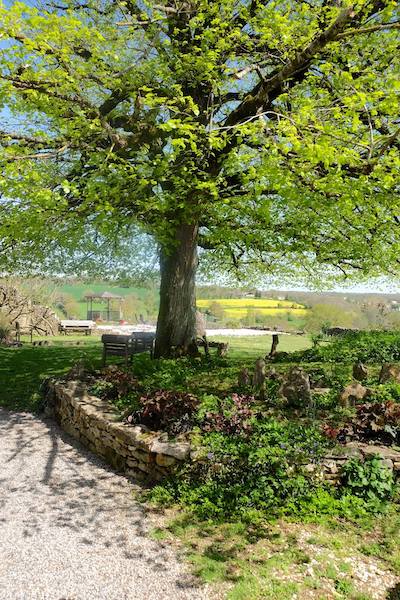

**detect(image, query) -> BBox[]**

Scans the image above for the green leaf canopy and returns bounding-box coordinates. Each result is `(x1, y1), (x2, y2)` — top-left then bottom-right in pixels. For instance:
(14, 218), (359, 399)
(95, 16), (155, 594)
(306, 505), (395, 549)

(0, 0), (399, 281)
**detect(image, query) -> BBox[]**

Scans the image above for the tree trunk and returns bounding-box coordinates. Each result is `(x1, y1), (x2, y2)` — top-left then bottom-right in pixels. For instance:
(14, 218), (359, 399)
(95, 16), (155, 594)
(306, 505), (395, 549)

(268, 334), (279, 358)
(154, 222), (199, 358)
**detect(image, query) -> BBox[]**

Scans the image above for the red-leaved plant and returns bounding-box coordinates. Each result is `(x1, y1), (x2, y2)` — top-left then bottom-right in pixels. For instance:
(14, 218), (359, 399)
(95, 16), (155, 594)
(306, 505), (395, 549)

(126, 390), (199, 434)
(326, 401), (400, 446)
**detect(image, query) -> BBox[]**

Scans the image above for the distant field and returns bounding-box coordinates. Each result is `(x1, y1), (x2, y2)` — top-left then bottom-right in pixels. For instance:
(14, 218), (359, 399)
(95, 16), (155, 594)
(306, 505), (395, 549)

(53, 283), (158, 319)
(50, 285), (308, 322)
(197, 298), (308, 319)
(58, 283), (153, 302)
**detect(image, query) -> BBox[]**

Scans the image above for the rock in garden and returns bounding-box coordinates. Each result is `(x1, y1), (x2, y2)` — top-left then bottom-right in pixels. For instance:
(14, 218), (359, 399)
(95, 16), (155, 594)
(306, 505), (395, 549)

(339, 382), (370, 407)
(379, 363), (400, 384)
(253, 358), (266, 399)
(280, 367), (311, 407)
(253, 358), (266, 387)
(238, 368), (250, 387)
(266, 368), (282, 381)
(352, 361), (368, 381)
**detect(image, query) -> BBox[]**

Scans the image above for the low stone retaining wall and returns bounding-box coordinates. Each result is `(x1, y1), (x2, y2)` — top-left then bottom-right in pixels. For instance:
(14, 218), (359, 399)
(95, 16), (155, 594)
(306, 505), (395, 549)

(45, 379), (400, 486)
(308, 442), (400, 484)
(45, 380), (190, 482)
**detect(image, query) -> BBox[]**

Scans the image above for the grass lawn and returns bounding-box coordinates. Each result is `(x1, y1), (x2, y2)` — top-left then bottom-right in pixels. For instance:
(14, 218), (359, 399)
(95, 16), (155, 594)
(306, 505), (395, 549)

(0, 333), (311, 412)
(0, 337), (102, 411)
(148, 507), (400, 600)
(207, 333), (311, 360)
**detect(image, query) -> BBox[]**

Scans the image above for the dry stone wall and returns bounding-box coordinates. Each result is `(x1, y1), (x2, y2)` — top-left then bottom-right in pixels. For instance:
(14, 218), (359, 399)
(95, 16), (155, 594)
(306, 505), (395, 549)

(45, 380), (400, 486)
(307, 442), (400, 484)
(45, 380), (190, 482)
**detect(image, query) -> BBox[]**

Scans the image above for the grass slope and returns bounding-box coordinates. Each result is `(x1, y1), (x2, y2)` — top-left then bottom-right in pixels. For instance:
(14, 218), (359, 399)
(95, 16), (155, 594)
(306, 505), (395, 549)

(53, 283), (158, 319)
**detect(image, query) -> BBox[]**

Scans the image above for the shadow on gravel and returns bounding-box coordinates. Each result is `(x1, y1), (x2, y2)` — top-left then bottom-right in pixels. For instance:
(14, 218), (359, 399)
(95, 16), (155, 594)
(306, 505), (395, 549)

(0, 409), (195, 583)
(387, 583), (400, 599)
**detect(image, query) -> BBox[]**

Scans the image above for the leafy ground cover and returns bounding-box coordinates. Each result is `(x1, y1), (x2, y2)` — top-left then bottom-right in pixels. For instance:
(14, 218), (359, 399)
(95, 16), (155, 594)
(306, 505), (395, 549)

(286, 331), (400, 365)
(129, 331), (400, 598)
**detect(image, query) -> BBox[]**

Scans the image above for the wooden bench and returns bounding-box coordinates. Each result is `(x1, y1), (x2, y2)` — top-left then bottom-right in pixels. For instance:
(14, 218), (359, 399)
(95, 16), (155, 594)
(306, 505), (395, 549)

(101, 332), (155, 367)
(59, 320), (94, 335)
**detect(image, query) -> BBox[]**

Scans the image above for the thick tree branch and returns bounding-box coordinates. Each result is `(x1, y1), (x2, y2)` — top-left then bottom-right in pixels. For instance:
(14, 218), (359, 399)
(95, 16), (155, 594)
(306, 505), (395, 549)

(225, 2), (386, 127)
(337, 21), (400, 37)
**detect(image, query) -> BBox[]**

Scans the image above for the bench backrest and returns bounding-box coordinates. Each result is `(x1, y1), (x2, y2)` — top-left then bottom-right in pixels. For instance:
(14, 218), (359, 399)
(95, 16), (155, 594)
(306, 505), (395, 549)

(101, 332), (155, 355)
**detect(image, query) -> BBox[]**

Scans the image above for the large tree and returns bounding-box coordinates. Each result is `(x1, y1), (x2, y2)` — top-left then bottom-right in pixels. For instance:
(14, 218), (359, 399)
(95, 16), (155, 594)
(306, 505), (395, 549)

(0, 0), (399, 356)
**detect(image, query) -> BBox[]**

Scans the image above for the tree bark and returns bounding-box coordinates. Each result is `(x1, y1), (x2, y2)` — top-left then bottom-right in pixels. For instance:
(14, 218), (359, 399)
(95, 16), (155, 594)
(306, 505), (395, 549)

(154, 222), (199, 358)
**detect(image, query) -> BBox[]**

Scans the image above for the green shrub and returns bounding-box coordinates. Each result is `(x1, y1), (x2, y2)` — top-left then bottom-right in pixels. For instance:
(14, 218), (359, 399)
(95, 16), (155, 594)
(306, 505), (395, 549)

(279, 331), (400, 365)
(341, 455), (395, 503)
(368, 383), (400, 403)
(149, 418), (333, 520)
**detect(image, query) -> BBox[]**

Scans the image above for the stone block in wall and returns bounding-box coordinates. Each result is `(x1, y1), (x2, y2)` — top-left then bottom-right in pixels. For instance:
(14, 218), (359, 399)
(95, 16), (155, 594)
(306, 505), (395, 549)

(137, 462), (152, 474)
(62, 422), (80, 441)
(149, 439), (190, 460)
(156, 454), (177, 468)
(321, 459), (339, 474)
(129, 448), (154, 464)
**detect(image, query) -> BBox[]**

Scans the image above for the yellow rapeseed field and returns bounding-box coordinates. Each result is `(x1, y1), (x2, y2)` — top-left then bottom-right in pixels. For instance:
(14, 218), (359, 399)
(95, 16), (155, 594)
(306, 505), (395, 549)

(223, 308), (308, 318)
(197, 298), (304, 309)
(196, 298), (308, 320)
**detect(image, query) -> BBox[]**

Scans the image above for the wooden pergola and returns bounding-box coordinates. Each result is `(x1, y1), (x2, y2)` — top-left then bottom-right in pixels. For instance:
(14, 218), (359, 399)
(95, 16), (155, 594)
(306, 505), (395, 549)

(84, 291), (124, 322)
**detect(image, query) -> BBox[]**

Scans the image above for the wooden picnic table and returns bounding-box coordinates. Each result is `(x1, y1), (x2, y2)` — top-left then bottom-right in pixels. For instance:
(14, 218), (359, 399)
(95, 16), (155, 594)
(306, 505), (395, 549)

(59, 320), (94, 335)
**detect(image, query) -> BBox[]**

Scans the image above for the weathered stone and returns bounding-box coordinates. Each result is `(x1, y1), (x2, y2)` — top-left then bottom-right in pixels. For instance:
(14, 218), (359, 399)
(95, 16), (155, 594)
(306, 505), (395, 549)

(253, 358), (266, 388)
(149, 439), (190, 460)
(137, 462), (151, 474)
(129, 448), (154, 463)
(62, 422), (80, 440)
(156, 454), (176, 467)
(238, 368), (250, 387)
(113, 444), (129, 457)
(379, 363), (400, 384)
(304, 463), (318, 473)
(356, 443), (400, 464)
(352, 362), (368, 381)
(280, 367), (311, 407)
(322, 459), (339, 474)
(339, 382), (370, 407)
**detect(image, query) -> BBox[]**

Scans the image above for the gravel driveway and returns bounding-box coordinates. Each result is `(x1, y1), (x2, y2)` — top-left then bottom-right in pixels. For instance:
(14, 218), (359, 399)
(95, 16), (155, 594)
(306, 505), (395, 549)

(0, 409), (211, 600)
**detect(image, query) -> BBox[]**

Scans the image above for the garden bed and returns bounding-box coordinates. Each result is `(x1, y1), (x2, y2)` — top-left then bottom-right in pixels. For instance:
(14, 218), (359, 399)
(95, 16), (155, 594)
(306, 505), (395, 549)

(38, 330), (400, 525)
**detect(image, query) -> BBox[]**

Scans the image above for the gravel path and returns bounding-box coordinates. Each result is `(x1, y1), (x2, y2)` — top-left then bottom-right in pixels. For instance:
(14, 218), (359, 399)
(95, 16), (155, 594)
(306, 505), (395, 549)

(0, 409), (211, 600)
